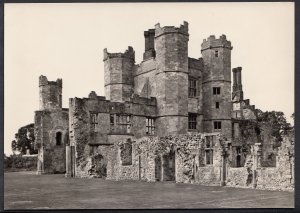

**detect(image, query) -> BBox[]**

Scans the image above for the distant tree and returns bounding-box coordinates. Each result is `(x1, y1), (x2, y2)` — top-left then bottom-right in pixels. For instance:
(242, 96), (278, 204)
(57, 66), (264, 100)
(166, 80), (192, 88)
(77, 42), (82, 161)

(11, 123), (37, 155)
(256, 109), (292, 147)
(291, 113), (295, 123)
(290, 112), (295, 133)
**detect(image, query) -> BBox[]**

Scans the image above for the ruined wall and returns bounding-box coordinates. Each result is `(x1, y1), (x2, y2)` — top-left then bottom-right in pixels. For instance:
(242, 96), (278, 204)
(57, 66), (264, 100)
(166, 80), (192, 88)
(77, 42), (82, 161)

(259, 123), (277, 164)
(39, 75), (62, 110)
(69, 92), (157, 177)
(197, 167), (221, 185)
(75, 145), (113, 178)
(71, 126), (294, 192)
(107, 141), (140, 181)
(35, 109), (69, 174)
(226, 132), (294, 191)
(226, 167), (250, 187)
(105, 137), (157, 182)
(256, 133), (294, 191)
(232, 98), (256, 120)
(69, 97), (90, 175)
(103, 133), (224, 185)
(143, 28), (156, 60)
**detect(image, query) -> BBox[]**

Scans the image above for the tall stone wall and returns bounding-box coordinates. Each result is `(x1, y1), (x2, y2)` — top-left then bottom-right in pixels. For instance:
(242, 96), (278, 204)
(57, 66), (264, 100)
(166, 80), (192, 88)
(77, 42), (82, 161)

(96, 133), (224, 185)
(134, 58), (157, 99)
(34, 109), (69, 174)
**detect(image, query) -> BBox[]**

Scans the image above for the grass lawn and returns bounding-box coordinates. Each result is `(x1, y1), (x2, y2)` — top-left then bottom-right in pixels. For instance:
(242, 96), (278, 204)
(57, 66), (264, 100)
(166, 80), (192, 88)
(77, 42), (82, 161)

(4, 171), (294, 209)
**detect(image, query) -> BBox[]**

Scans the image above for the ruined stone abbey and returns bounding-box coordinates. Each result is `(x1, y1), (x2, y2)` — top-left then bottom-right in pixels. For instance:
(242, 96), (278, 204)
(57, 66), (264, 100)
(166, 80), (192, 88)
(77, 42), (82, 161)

(34, 22), (294, 191)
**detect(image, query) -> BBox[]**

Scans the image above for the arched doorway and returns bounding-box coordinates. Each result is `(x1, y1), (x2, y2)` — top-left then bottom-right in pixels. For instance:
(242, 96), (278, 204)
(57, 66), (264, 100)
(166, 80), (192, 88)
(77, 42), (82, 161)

(56, 132), (62, 146)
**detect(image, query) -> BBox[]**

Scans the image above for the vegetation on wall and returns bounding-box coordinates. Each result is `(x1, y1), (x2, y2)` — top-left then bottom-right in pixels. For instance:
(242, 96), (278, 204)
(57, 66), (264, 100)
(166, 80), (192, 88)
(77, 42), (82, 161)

(256, 110), (293, 148)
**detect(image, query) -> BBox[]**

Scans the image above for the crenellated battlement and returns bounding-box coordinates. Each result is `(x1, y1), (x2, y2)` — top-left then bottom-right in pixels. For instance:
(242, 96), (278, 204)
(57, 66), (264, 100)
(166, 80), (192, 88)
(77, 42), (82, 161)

(154, 21), (189, 38)
(103, 46), (135, 62)
(144, 29), (155, 37)
(38, 75), (63, 110)
(39, 75), (62, 88)
(201, 34), (232, 51)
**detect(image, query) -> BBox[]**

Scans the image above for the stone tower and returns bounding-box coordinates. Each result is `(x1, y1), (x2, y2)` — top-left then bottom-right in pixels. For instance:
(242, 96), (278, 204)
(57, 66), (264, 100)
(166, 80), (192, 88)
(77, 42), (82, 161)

(39, 75), (62, 110)
(103, 46), (135, 102)
(154, 22), (189, 135)
(35, 76), (68, 174)
(201, 35), (233, 139)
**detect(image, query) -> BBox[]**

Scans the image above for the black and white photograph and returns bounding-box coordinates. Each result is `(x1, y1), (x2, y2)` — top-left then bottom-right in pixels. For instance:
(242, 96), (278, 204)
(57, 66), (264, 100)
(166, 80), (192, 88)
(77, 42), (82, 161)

(3, 2), (295, 209)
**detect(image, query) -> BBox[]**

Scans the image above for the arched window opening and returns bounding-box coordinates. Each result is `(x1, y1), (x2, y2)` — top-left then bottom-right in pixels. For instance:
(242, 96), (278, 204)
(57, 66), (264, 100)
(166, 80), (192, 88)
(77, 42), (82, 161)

(56, 132), (62, 146)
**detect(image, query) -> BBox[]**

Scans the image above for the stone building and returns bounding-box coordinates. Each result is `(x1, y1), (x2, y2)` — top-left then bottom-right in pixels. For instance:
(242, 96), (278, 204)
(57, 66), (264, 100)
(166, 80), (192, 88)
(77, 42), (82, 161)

(65, 21), (258, 177)
(34, 76), (69, 174)
(34, 22), (293, 191)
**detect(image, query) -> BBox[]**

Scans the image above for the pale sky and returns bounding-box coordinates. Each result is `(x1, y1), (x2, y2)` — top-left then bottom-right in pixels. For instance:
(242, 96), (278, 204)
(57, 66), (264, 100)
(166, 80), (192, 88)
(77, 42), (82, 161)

(4, 2), (294, 155)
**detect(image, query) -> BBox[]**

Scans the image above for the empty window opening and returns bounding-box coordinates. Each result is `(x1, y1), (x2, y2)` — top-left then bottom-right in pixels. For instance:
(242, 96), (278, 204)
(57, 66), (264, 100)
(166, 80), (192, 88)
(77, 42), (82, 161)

(236, 155), (241, 167)
(255, 126), (261, 136)
(236, 147), (242, 167)
(120, 141), (132, 166)
(216, 102), (220, 109)
(56, 132), (62, 146)
(213, 87), (221, 95)
(236, 147), (242, 155)
(205, 136), (214, 165)
(146, 117), (155, 135)
(91, 113), (98, 129)
(214, 121), (222, 130)
(117, 114), (131, 133)
(188, 78), (197, 97)
(188, 113), (197, 130)
(110, 114), (115, 126)
(215, 50), (219, 57)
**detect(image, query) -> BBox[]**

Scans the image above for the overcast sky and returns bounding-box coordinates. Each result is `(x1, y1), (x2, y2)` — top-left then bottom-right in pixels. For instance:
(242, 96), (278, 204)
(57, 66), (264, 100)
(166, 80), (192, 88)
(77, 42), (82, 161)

(4, 2), (294, 155)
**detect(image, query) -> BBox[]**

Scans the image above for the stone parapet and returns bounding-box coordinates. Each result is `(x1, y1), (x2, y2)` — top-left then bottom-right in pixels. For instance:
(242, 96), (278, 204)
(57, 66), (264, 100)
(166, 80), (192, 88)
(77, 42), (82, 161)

(103, 46), (135, 62)
(154, 21), (189, 38)
(201, 35), (232, 51)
